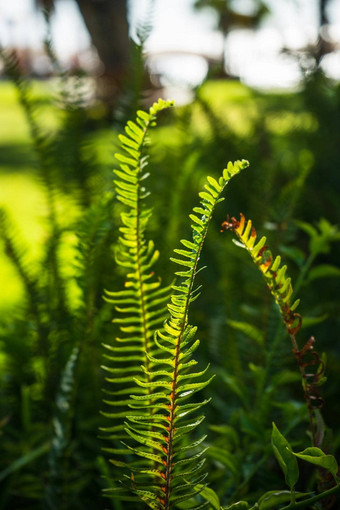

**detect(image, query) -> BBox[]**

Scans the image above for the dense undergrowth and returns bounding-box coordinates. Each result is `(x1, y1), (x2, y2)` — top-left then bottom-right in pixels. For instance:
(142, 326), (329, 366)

(0, 43), (340, 509)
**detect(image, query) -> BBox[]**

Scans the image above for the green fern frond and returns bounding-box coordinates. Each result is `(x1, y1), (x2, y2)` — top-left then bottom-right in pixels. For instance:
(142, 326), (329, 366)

(74, 194), (115, 314)
(0, 207), (51, 363)
(119, 160), (249, 509)
(101, 99), (174, 447)
(0, 207), (39, 307)
(221, 213), (301, 335)
(0, 49), (59, 212)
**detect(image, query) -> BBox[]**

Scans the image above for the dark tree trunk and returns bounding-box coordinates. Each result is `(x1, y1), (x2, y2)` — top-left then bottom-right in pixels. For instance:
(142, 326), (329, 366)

(74, 0), (131, 110)
(320, 0), (328, 26)
(316, 0), (331, 65)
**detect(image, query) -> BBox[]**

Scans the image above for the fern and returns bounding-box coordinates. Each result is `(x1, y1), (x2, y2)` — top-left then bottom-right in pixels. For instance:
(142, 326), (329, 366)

(75, 194), (115, 321)
(104, 158), (248, 508)
(114, 0), (156, 127)
(221, 213), (301, 335)
(131, 160), (249, 509)
(221, 214), (327, 447)
(0, 207), (40, 314)
(101, 99), (249, 507)
(45, 346), (79, 510)
(101, 99), (174, 466)
(0, 48), (60, 223)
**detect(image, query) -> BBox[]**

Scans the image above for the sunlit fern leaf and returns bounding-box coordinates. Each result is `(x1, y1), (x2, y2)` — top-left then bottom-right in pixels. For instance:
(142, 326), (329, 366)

(117, 160), (249, 509)
(221, 213), (301, 336)
(100, 99), (174, 470)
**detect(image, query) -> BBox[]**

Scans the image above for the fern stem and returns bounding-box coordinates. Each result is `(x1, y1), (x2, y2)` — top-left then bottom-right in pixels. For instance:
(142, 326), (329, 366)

(163, 253), (202, 508)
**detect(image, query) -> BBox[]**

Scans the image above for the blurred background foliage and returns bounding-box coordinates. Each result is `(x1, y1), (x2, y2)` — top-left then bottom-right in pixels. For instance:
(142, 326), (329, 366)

(0, 0), (339, 508)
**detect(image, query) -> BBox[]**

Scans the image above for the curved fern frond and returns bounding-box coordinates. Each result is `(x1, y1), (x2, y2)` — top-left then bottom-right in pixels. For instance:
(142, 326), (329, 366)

(221, 213), (301, 335)
(118, 160), (249, 509)
(220, 214), (328, 446)
(101, 99), (174, 456)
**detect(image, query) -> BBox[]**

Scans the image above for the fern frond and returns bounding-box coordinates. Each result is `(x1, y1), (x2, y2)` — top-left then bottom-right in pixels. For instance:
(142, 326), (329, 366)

(45, 346), (79, 509)
(101, 100), (174, 450)
(120, 160), (249, 509)
(220, 214), (328, 446)
(221, 213), (301, 335)
(74, 194), (115, 316)
(0, 207), (39, 308)
(0, 49), (59, 216)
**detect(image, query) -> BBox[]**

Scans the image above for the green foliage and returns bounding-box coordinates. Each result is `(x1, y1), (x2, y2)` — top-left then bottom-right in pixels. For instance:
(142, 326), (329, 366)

(257, 490), (312, 510)
(101, 100), (250, 508)
(99, 101), (338, 510)
(1, 43), (339, 510)
(270, 423), (340, 508)
(101, 100), (175, 474)
(45, 347), (80, 509)
(0, 45), (118, 509)
(222, 503), (249, 510)
(271, 423), (299, 492)
(292, 447), (339, 480)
